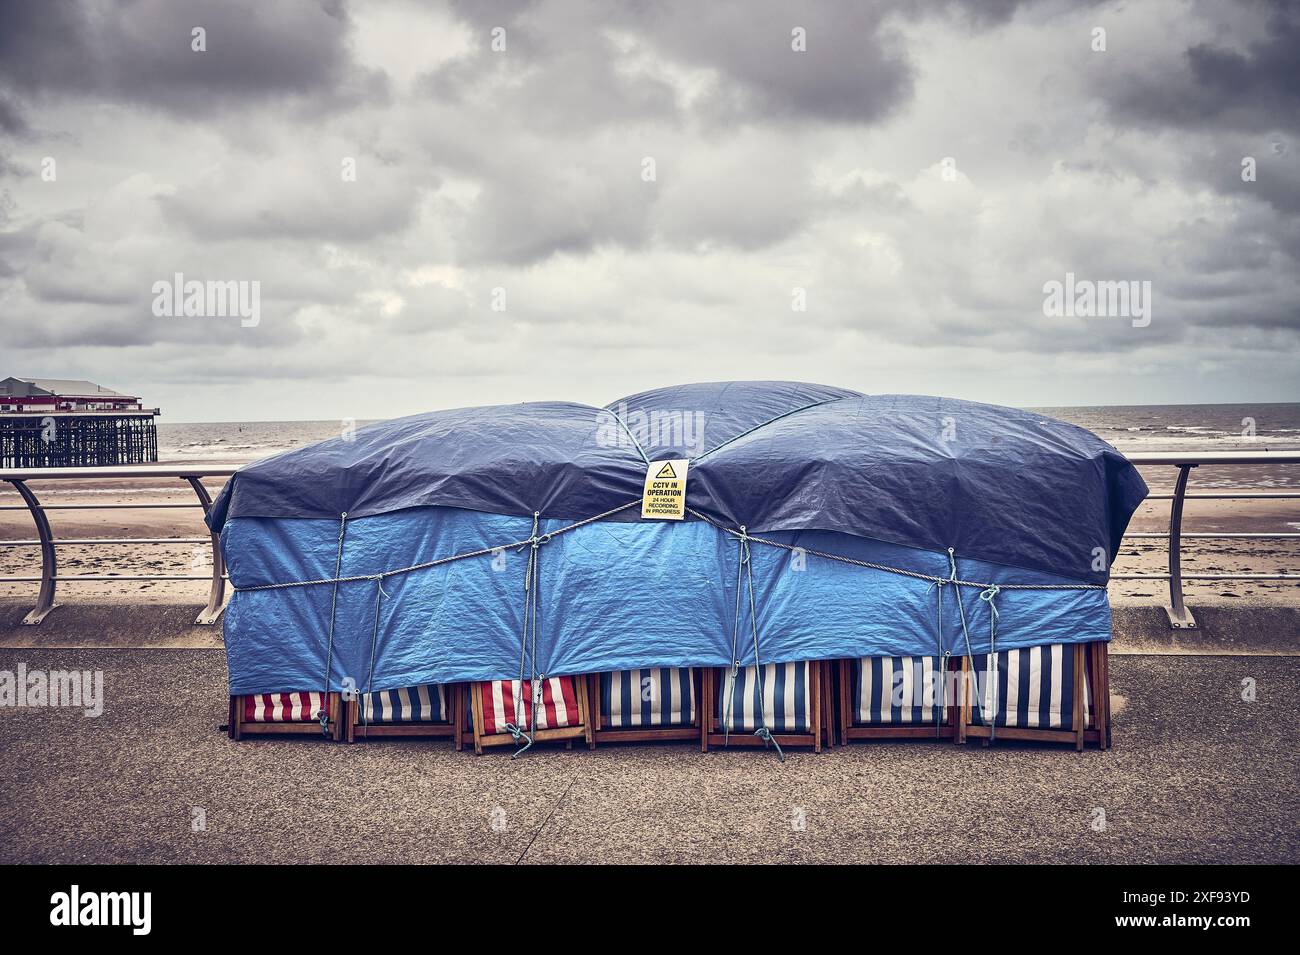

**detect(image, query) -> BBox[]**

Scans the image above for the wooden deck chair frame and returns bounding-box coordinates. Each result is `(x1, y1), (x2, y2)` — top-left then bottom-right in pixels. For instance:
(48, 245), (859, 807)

(837, 657), (959, 743)
(345, 684), (464, 744)
(700, 661), (823, 753)
(820, 660), (838, 748)
(587, 669), (704, 746)
(229, 692), (343, 741)
(957, 641), (1110, 751)
(469, 677), (593, 755)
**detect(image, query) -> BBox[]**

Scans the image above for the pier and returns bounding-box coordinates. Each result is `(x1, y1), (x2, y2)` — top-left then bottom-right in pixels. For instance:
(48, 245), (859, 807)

(0, 378), (159, 469)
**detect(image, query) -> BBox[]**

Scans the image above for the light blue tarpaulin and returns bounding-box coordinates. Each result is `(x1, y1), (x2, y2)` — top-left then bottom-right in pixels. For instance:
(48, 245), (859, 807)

(221, 506), (1109, 696)
(215, 381), (1144, 696)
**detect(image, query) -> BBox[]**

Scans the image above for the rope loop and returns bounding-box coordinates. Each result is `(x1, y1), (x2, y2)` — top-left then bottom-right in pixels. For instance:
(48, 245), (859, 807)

(754, 726), (785, 762)
(504, 722), (534, 758)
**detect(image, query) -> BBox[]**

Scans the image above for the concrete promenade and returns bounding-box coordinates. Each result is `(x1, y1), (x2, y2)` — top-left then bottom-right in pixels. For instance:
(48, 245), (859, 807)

(0, 601), (1296, 864)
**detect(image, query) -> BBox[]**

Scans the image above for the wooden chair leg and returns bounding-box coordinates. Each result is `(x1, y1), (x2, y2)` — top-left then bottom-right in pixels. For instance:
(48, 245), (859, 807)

(586, 674), (599, 749)
(452, 684), (463, 751)
(579, 675), (594, 749)
(232, 696), (243, 741)
(700, 669), (712, 752)
(811, 661), (822, 753)
(838, 659), (852, 745)
(1073, 644), (1086, 751)
(471, 683), (485, 756)
(330, 693), (342, 741)
(1102, 642), (1112, 750)
(821, 661), (835, 749)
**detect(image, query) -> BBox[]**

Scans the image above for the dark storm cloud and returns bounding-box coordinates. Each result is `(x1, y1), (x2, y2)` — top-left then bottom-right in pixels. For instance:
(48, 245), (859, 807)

(0, 0), (387, 115)
(434, 0), (915, 127)
(1102, 2), (1300, 133)
(0, 92), (27, 135)
(1, 0), (1297, 414)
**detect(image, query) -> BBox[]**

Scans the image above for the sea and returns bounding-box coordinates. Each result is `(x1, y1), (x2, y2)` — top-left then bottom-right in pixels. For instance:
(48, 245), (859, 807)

(157, 403), (1300, 460)
(155, 403), (1300, 490)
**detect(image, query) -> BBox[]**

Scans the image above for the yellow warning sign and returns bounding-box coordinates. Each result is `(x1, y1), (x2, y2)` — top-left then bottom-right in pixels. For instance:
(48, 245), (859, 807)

(642, 458), (688, 520)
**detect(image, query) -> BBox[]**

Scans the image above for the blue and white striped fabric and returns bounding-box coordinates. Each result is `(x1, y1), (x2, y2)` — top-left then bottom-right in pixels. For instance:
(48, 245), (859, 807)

(968, 644), (1090, 730)
(600, 668), (696, 727)
(717, 662), (810, 733)
(360, 684), (448, 723)
(852, 656), (948, 725)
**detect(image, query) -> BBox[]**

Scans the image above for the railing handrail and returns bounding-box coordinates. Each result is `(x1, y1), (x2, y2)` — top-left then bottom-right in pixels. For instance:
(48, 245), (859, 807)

(0, 465), (236, 481)
(1, 450), (1299, 482)
(1122, 450), (1300, 465)
(1, 466), (232, 626)
(1, 452), (1296, 631)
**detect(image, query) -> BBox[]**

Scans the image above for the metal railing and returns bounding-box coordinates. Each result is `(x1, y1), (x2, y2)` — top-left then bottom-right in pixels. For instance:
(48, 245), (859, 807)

(0, 452), (1297, 630)
(1114, 451), (1300, 629)
(0, 466), (235, 625)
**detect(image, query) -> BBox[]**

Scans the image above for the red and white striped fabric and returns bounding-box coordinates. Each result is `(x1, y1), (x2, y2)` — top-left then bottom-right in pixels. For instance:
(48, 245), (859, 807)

(478, 678), (580, 734)
(242, 692), (331, 723)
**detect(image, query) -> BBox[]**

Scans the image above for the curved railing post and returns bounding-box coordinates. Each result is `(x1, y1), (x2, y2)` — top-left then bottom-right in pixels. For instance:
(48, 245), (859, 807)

(8, 479), (59, 625)
(184, 476), (226, 625)
(1165, 464), (1197, 630)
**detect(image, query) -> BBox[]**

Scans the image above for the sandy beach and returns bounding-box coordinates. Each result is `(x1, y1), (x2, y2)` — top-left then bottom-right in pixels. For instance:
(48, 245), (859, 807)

(1, 464), (1296, 608)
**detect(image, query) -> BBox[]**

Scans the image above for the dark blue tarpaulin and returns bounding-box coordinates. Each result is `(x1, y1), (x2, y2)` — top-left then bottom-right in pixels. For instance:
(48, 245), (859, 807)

(210, 381), (1147, 586)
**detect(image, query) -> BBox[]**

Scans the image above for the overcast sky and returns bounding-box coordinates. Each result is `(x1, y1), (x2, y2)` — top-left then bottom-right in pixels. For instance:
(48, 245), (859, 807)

(1, 0), (1297, 421)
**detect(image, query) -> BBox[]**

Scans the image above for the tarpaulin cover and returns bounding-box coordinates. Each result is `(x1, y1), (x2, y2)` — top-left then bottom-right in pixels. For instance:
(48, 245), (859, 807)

(211, 381), (1146, 694)
(210, 381), (1147, 585)
(221, 508), (1111, 695)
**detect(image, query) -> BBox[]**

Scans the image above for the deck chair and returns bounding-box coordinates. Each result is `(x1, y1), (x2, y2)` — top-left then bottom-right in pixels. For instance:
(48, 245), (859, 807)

(588, 668), (701, 745)
(701, 661), (823, 753)
(958, 641), (1110, 750)
(468, 676), (592, 754)
(838, 656), (958, 742)
(229, 691), (342, 741)
(346, 683), (463, 744)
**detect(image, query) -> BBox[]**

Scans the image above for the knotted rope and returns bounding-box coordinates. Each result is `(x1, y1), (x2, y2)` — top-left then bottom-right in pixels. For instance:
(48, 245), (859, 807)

(505, 512), (554, 758)
(720, 526), (783, 762)
(320, 511), (347, 736)
(931, 579), (951, 738)
(949, 548), (1003, 740)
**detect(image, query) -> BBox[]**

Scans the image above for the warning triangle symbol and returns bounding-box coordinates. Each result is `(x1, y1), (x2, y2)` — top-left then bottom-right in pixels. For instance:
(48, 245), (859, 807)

(654, 462), (677, 479)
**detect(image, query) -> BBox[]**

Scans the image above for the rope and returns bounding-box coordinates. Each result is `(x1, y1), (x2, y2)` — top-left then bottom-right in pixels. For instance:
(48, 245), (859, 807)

(360, 576), (387, 738)
(742, 533), (783, 761)
(609, 410), (650, 464)
(684, 507), (1102, 592)
(948, 547), (1001, 740)
(932, 580), (949, 738)
(720, 527), (783, 761)
(506, 512), (552, 758)
(721, 526), (746, 747)
(980, 583), (1000, 743)
(690, 396), (850, 463)
(237, 500), (640, 593)
(320, 511), (347, 736)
